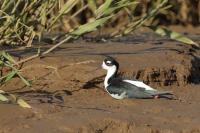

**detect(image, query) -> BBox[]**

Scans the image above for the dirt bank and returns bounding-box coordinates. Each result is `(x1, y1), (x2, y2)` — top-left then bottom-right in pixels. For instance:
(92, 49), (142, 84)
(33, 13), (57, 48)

(0, 28), (200, 133)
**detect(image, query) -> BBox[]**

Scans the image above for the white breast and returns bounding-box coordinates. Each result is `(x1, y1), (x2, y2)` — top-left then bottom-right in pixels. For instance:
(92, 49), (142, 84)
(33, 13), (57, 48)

(123, 80), (156, 91)
(110, 92), (127, 100)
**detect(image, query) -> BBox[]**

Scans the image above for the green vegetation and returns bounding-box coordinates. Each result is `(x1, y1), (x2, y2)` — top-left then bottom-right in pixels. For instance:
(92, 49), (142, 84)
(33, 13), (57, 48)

(0, 0), (199, 46)
(0, 51), (31, 108)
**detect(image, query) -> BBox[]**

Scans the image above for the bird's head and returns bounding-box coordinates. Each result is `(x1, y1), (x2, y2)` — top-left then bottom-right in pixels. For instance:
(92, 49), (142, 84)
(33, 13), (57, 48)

(102, 56), (119, 74)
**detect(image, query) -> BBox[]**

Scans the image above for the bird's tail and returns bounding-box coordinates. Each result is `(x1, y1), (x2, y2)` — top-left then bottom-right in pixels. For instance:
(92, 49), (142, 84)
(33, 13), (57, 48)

(154, 91), (174, 99)
(146, 90), (173, 99)
(154, 91), (173, 95)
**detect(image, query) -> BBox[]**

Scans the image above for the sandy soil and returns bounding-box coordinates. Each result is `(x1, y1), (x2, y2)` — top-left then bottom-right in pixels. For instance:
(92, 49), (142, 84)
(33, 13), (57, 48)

(0, 27), (200, 133)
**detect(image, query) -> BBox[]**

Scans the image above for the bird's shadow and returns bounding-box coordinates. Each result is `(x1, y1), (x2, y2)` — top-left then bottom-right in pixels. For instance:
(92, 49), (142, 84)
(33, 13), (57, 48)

(82, 75), (105, 89)
(10, 89), (72, 104)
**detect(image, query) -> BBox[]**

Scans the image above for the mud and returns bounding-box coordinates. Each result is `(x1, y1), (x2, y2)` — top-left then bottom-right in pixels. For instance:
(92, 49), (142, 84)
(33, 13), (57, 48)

(0, 27), (200, 133)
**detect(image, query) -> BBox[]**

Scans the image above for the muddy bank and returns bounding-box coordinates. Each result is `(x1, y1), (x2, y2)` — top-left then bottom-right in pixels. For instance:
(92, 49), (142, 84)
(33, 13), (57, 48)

(1, 31), (200, 133)
(133, 49), (200, 86)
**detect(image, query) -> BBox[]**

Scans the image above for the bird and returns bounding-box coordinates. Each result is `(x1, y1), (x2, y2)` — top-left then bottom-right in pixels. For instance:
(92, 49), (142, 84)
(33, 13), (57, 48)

(102, 56), (173, 100)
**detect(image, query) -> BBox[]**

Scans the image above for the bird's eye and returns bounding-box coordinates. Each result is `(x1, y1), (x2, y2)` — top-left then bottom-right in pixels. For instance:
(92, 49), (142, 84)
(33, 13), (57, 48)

(106, 60), (112, 65)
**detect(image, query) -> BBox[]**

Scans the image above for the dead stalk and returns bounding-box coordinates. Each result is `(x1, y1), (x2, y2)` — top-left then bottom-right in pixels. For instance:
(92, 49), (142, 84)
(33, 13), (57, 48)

(15, 36), (72, 66)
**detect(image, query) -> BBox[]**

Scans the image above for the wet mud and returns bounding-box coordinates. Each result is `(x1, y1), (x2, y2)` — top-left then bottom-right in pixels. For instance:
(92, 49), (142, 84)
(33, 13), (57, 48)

(1, 27), (200, 133)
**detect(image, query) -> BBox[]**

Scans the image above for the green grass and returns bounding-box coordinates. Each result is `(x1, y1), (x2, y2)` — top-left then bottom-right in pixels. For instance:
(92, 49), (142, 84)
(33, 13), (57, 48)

(0, 51), (31, 108)
(0, 0), (199, 46)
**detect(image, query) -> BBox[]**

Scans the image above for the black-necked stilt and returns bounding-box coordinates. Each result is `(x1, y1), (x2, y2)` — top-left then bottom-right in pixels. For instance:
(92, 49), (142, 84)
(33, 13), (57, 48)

(102, 56), (173, 100)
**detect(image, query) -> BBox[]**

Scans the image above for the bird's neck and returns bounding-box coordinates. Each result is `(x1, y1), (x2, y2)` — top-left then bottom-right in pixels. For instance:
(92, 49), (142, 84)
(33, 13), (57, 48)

(104, 66), (118, 88)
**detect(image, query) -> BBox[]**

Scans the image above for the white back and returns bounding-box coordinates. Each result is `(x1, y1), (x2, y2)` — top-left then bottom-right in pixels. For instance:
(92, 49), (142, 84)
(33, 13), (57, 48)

(123, 80), (156, 91)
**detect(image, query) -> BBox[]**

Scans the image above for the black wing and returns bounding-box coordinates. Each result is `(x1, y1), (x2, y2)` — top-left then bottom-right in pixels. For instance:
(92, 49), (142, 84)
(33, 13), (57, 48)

(106, 78), (154, 99)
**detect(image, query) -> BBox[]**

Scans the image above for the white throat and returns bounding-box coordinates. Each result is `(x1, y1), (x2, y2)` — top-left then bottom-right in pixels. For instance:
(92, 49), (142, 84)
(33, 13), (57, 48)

(104, 65), (117, 88)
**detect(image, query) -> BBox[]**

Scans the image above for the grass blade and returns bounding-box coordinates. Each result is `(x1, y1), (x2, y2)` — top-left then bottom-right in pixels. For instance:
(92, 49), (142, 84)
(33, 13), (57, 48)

(49, 0), (79, 29)
(0, 60), (3, 65)
(0, 90), (9, 102)
(0, 94), (8, 102)
(102, 2), (139, 17)
(71, 16), (112, 36)
(95, 0), (112, 18)
(17, 98), (31, 108)
(2, 51), (17, 65)
(17, 73), (31, 86)
(148, 26), (199, 47)
(3, 70), (17, 83)
(87, 0), (97, 12)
